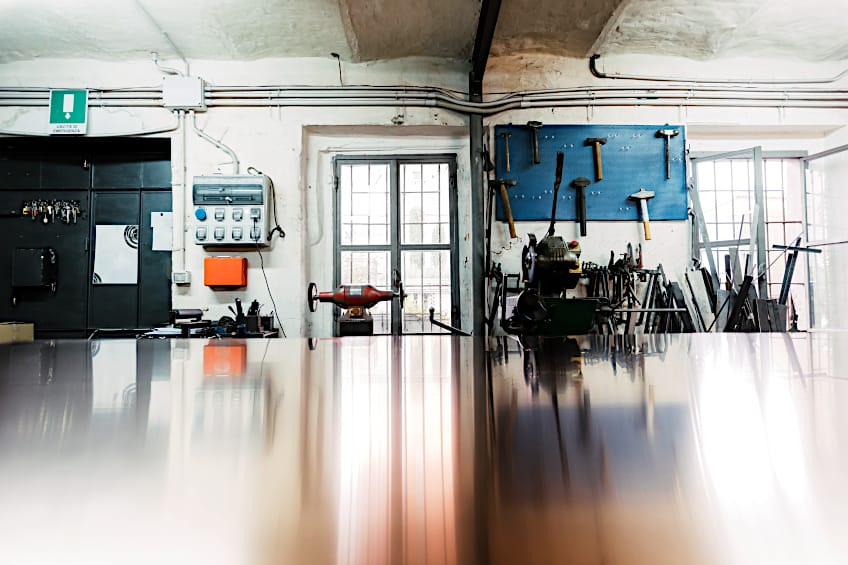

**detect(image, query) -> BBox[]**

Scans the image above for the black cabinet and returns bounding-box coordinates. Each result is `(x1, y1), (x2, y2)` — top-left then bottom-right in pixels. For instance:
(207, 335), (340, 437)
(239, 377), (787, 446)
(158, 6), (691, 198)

(0, 138), (171, 337)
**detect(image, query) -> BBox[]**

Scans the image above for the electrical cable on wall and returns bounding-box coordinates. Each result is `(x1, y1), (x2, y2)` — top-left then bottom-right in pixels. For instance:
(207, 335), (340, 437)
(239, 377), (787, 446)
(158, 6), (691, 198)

(247, 166), (285, 240)
(253, 216), (286, 337)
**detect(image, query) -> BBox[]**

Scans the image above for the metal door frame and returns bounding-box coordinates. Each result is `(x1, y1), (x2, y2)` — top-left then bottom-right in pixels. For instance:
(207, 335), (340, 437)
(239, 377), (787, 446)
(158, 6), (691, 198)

(689, 147), (767, 297)
(333, 154), (461, 335)
(801, 143), (848, 327)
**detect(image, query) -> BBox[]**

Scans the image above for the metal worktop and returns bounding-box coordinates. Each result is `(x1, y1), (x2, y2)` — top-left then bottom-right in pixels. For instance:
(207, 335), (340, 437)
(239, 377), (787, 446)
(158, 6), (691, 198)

(1, 333), (847, 564)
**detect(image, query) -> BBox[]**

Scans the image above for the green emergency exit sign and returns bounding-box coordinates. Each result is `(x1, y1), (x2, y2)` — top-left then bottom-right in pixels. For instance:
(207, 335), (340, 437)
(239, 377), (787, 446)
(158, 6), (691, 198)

(49, 89), (88, 134)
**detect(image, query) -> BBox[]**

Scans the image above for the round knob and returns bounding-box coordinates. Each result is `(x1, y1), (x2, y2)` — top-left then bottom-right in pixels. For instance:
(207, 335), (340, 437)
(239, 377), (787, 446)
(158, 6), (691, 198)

(194, 208), (207, 221)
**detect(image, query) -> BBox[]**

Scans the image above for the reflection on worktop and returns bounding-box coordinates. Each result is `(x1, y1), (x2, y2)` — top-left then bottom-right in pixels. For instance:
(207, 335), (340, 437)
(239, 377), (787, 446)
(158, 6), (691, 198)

(1, 334), (848, 564)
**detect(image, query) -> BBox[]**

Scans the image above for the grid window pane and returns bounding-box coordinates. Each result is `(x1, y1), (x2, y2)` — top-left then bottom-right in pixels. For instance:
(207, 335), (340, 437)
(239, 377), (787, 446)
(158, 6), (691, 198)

(340, 164), (390, 246)
(401, 163), (450, 245)
(340, 250), (391, 334)
(694, 156), (808, 328)
(402, 250), (452, 334)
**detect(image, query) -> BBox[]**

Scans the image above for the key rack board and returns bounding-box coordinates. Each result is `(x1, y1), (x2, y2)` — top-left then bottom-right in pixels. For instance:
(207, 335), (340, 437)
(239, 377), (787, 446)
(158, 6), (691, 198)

(493, 124), (687, 222)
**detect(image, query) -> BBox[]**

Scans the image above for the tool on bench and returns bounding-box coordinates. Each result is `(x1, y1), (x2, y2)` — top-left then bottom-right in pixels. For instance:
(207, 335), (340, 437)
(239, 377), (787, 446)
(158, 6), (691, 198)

(655, 129), (679, 180)
(629, 188), (655, 240)
(527, 121), (543, 164)
(584, 137), (607, 181)
(500, 132), (512, 172)
(228, 298), (245, 324)
(308, 272), (406, 336)
(491, 178), (518, 238)
(570, 176), (591, 237)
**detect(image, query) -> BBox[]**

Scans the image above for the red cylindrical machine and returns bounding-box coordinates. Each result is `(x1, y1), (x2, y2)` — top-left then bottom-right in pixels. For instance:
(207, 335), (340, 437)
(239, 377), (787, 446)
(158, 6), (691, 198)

(308, 283), (397, 312)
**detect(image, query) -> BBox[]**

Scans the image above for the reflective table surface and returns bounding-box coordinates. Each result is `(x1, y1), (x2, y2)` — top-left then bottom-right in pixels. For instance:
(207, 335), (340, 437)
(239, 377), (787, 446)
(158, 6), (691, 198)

(2, 334), (848, 564)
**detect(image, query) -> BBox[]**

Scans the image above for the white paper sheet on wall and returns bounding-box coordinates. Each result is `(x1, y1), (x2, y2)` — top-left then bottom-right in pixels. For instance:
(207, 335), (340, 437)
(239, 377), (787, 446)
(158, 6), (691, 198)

(151, 211), (173, 251)
(93, 225), (139, 284)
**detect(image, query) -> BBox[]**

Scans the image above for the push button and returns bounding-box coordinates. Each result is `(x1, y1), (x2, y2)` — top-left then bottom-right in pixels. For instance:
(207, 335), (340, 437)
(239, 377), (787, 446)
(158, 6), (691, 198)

(232, 209), (244, 221)
(214, 227), (225, 240)
(195, 208), (207, 221)
(232, 227), (243, 240)
(249, 208), (261, 220)
(196, 226), (207, 240)
(214, 208), (225, 221)
(250, 227), (261, 240)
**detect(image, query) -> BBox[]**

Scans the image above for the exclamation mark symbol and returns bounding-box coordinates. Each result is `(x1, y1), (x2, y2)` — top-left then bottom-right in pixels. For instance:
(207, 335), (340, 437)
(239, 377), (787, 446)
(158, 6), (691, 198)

(63, 93), (74, 120)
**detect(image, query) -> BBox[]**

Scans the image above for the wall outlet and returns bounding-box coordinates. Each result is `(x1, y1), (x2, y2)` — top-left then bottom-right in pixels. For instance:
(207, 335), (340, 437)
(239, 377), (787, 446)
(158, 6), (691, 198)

(172, 271), (191, 285)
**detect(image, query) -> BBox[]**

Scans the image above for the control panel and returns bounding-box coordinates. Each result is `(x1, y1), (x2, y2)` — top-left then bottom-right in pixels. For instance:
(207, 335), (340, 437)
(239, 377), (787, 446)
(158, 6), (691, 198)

(193, 175), (271, 246)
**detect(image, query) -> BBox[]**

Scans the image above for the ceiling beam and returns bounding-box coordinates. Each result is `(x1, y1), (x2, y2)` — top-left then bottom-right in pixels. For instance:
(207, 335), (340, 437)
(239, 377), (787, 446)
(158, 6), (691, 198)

(469, 0), (503, 99)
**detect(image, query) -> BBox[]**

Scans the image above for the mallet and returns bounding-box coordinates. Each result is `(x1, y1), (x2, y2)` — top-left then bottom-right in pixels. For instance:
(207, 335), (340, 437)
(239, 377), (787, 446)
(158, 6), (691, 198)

(629, 188), (655, 240)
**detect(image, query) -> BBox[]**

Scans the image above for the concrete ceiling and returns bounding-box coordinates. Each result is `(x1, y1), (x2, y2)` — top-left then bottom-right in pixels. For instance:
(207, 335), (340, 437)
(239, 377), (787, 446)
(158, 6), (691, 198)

(0, 0), (846, 66)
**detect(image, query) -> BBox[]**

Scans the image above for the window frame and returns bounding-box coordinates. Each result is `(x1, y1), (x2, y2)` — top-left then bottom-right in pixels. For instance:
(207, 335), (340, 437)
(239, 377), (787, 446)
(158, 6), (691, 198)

(333, 154), (460, 336)
(689, 149), (810, 328)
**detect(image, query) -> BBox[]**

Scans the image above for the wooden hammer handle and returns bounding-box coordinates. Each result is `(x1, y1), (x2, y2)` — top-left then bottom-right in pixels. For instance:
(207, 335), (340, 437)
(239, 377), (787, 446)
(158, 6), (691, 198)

(594, 143), (603, 181)
(499, 184), (517, 238)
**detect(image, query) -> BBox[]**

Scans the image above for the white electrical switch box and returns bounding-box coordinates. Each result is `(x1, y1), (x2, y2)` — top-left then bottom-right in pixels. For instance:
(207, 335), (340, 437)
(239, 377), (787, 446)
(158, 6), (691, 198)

(163, 76), (206, 110)
(192, 175), (272, 246)
(172, 271), (191, 285)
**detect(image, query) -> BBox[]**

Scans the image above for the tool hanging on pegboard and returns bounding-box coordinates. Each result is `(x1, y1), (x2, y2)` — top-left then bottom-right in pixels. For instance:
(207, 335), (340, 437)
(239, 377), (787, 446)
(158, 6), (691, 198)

(21, 199), (81, 225)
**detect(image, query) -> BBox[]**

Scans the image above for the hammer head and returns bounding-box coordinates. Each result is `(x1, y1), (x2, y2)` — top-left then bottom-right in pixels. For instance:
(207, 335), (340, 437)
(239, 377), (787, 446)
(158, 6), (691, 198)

(584, 137), (607, 146)
(656, 129), (679, 139)
(527, 121), (542, 129)
(490, 178), (517, 188)
(570, 177), (591, 189)
(629, 188), (655, 201)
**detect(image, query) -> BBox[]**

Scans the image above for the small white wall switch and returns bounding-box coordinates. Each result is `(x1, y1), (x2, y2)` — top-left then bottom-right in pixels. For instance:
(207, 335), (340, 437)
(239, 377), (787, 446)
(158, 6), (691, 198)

(172, 271), (192, 285)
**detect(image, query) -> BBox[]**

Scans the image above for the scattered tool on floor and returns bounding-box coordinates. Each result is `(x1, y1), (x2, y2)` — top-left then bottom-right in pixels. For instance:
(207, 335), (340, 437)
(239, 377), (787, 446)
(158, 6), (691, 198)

(491, 178), (518, 238)
(629, 188), (655, 240)
(655, 128), (679, 180)
(527, 121), (543, 164)
(570, 176), (591, 236)
(584, 137), (607, 181)
(500, 131), (512, 172)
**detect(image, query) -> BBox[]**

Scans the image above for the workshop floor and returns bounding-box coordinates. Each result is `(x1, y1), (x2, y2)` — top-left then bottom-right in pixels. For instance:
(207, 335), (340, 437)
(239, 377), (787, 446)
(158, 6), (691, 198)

(1, 333), (847, 564)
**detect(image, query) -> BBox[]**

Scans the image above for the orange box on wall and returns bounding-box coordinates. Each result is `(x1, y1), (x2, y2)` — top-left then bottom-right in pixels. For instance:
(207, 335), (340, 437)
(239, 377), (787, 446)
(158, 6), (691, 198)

(204, 256), (247, 287)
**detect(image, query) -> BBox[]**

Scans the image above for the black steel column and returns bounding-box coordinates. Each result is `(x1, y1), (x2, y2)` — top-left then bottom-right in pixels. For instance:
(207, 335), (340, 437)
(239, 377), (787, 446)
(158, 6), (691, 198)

(469, 0), (501, 336)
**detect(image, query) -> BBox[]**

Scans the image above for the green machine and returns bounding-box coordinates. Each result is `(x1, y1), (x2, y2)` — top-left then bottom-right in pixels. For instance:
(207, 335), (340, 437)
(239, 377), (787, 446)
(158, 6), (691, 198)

(504, 151), (599, 336)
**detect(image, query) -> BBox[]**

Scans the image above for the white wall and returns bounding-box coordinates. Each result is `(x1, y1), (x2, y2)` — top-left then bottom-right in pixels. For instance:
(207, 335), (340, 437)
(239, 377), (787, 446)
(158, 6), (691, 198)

(0, 57), (469, 337)
(3, 53), (848, 335)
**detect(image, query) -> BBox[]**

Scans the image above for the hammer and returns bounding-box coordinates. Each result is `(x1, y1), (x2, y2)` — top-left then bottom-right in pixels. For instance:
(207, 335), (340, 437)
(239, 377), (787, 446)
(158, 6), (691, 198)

(584, 137), (607, 181)
(570, 176), (591, 237)
(499, 131), (512, 172)
(491, 178), (518, 238)
(629, 188), (655, 240)
(655, 129), (679, 180)
(527, 121), (542, 164)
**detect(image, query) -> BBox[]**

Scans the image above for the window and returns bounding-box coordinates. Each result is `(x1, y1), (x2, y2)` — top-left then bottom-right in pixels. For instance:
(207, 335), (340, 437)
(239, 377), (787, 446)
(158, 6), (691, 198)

(335, 156), (459, 335)
(693, 155), (808, 328)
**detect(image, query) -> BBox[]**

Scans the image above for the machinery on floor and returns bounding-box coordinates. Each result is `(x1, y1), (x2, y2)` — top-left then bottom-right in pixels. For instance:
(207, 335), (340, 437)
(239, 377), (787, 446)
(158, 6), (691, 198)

(308, 273), (406, 336)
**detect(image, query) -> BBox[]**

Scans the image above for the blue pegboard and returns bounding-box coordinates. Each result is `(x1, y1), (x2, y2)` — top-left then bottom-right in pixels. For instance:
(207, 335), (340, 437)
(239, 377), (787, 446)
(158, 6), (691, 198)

(494, 124), (687, 222)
